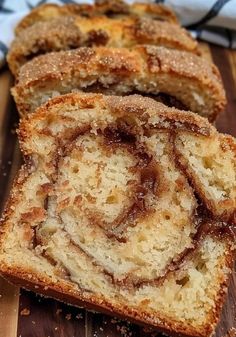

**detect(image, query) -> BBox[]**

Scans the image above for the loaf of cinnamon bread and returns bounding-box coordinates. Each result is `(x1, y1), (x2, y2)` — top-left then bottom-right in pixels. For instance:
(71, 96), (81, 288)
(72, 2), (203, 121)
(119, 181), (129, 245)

(15, 0), (178, 35)
(0, 93), (235, 337)
(8, 15), (197, 77)
(12, 46), (226, 121)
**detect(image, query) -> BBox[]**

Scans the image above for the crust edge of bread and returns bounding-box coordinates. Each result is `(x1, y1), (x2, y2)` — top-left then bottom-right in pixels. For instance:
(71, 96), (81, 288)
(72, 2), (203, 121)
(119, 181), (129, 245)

(8, 16), (198, 78)
(17, 92), (215, 138)
(11, 46), (226, 120)
(15, 2), (178, 35)
(0, 233), (233, 337)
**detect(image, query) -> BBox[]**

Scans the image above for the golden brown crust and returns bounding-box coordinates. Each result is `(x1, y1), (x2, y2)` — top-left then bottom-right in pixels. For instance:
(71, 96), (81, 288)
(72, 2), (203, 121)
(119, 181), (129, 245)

(8, 17), (82, 76)
(15, 1), (178, 34)
(8, 15), (198, 77)
(12, 46), (226, 120)
(103, 94), (213, 135)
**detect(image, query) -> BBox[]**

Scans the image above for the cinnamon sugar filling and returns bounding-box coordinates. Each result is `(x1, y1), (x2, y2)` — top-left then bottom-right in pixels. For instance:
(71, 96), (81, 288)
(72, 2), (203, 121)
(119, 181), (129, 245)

(14, 103), (234, 293)
(21, 122), (233, 290)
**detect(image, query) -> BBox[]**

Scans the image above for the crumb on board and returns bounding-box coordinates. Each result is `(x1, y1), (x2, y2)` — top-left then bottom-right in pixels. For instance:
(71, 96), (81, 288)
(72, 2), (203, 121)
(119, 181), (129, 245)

(20, 308), (30, 316)
(110, 317), (133, 337)
(76, 313), (83, 320)
(56, 308), (62, 315)
(225, 327), (236, 337)
(65, 313), (71, 320)
(117, 324), (133, 337)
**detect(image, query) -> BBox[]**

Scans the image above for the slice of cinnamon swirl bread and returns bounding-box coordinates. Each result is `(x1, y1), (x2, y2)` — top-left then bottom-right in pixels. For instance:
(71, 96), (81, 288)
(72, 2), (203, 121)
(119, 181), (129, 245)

(8, 15), (197, 77)
(15, 1), (178, 35)
(0, 93), (235, 337)
(12, 46), (226, 121)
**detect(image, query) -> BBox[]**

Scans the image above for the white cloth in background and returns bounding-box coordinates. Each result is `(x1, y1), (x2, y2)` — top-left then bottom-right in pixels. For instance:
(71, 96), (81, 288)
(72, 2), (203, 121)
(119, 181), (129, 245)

(0, 0), (236, 68)
(164, 0), (236, 48)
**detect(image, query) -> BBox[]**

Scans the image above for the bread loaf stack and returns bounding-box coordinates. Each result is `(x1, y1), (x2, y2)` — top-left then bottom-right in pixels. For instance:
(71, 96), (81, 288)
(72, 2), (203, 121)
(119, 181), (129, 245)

(0, 2), (235, 337)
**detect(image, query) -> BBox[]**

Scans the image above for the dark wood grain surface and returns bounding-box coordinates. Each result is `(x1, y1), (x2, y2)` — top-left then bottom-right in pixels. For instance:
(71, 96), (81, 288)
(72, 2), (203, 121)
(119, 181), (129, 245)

(0, 43), (235, 337)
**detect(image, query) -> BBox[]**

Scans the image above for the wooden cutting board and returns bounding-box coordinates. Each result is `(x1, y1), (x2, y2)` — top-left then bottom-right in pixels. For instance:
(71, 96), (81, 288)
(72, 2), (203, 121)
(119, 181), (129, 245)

(0, 42), (235, 337)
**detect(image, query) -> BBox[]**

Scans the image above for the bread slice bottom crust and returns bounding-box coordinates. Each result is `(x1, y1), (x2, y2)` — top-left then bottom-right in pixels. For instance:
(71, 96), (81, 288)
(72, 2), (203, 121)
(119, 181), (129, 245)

(0, 240), (233, 337)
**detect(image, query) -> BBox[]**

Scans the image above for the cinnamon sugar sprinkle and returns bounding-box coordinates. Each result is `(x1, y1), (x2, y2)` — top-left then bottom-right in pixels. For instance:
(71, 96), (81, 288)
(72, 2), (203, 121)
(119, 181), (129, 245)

(20, 308), (30, 316)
